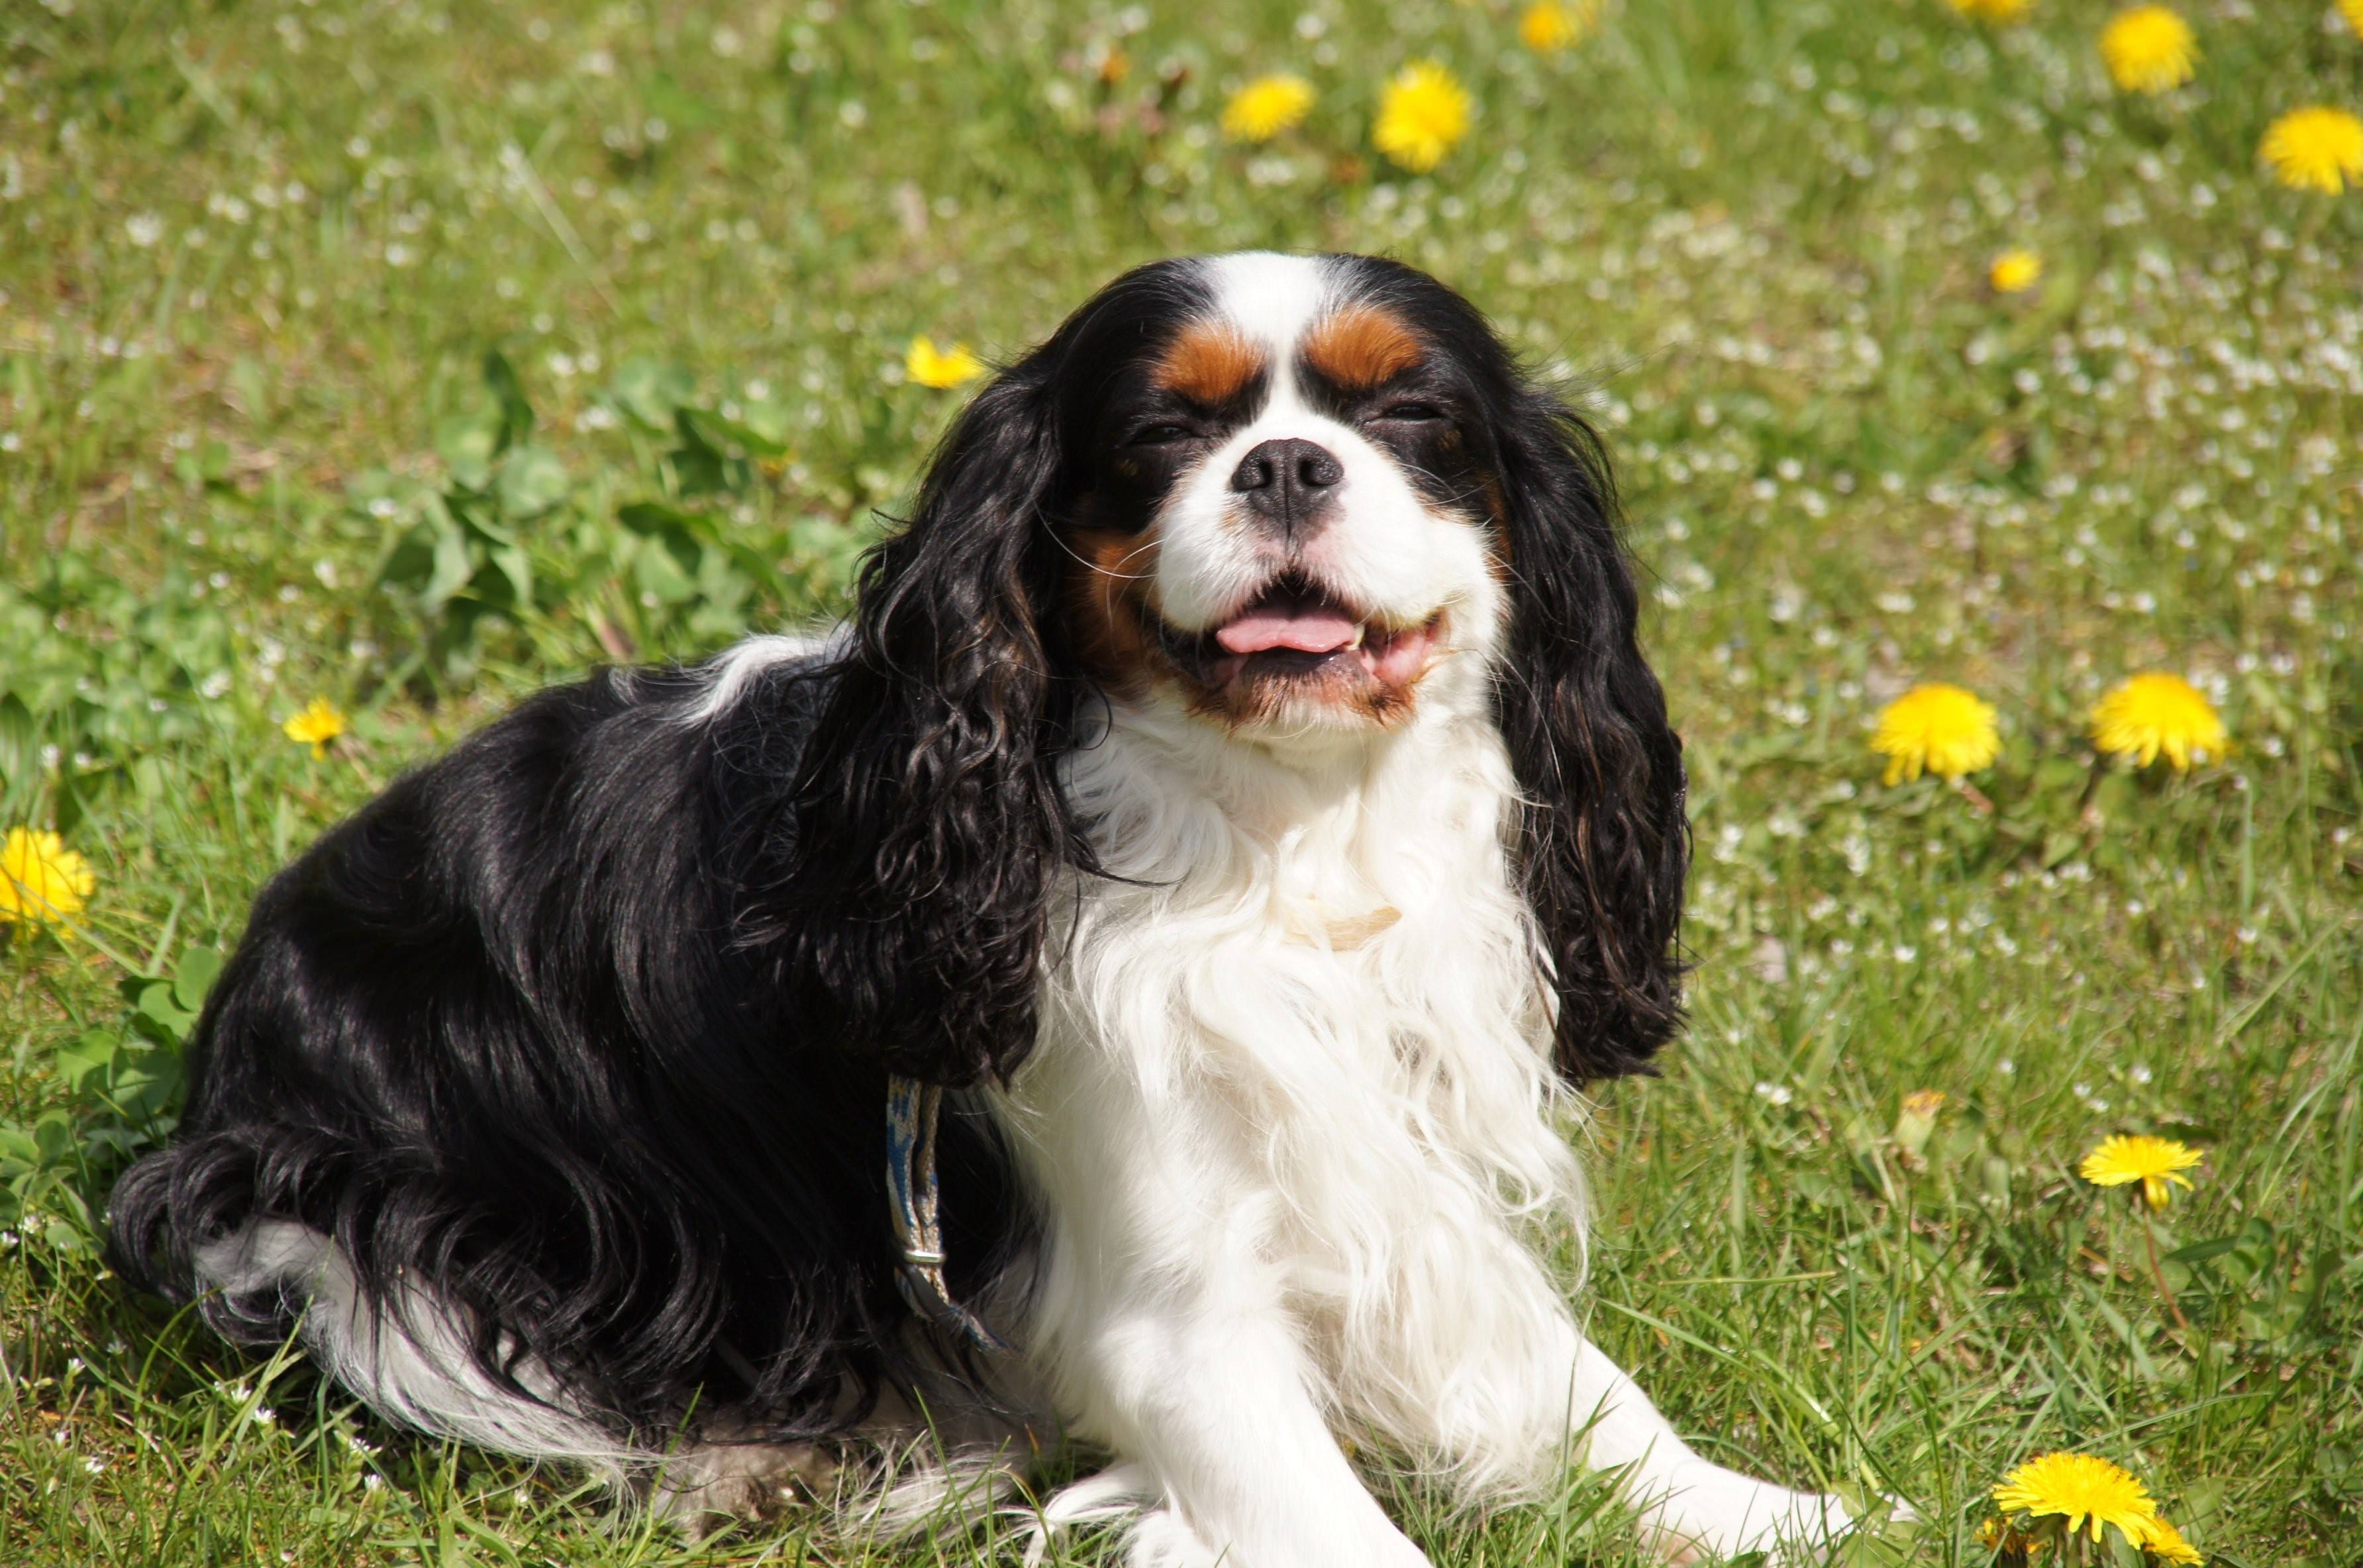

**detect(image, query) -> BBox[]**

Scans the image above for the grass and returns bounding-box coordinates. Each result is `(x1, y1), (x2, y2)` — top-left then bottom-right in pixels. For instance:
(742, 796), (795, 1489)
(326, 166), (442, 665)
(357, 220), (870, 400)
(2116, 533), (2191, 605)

(3, 0), (2360, 1562)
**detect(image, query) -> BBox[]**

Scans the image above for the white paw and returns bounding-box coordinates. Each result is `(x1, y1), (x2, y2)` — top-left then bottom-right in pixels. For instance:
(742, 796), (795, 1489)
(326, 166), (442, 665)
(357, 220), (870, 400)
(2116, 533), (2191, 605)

(1637, 1460), (1856, 1565)
(1125, 1506), (1227, 1568)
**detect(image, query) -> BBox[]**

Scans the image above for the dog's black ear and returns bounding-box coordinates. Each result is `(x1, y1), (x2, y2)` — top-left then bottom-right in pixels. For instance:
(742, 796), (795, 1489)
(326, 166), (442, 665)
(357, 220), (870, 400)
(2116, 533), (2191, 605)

(1491, 392), (1689, 1085)
(776, 363), (1083, 1088)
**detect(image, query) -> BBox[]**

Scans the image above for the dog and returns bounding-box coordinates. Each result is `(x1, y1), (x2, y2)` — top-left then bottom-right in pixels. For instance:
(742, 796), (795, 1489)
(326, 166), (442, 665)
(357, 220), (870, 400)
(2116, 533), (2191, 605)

(111, 252), (1863, 1565)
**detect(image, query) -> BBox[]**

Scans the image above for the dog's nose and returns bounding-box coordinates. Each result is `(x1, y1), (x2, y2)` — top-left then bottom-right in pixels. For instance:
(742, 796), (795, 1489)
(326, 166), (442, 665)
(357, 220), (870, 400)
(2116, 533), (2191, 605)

(1229, 437), (1343, 537)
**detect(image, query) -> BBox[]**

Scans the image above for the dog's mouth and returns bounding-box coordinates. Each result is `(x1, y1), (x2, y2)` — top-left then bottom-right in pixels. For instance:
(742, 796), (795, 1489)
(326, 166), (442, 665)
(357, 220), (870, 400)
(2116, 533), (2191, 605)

(1152, 576), (1446, 696)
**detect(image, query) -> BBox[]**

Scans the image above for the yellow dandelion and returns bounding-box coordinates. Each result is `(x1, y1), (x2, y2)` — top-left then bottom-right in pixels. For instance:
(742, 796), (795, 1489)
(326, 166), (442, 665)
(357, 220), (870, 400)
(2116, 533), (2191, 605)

(2342, 0), (2363, 38)
(1943, 0), (2035, 22)
(905, 336), (985, 390)
(2260, 106), (2363, 194)
(2089, 672), (2226, 771)
(2100, 7), (2197, 96)
(283, 697), (349, 760)
(1518, 0), (1599, 52)
(2080, 1134), (2204, 1212)
(2142, 1516), (2204, 1565)
(1989, 248), (2043, 293)
(1871, 683), (2001, 786)
(1, 827), (96, 930)
(1993, 1453), (2163, 1548)
(1373, 61), (1473, 173)
(1221, 74), (1316, 143)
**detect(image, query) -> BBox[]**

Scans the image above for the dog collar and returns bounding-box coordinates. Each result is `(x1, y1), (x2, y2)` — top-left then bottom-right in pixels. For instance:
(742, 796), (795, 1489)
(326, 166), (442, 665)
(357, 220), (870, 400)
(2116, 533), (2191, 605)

(885, 1075), (1014, 1355)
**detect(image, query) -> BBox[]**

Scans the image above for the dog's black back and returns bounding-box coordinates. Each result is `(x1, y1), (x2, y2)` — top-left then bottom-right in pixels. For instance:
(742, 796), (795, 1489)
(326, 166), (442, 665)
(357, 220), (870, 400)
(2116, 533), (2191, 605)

(108, 652), (1024, 1441)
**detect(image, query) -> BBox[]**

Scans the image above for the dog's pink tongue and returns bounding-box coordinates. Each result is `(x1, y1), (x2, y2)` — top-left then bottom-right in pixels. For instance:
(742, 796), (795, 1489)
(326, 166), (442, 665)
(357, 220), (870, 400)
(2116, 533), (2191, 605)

(1215, 603), (1360, 656)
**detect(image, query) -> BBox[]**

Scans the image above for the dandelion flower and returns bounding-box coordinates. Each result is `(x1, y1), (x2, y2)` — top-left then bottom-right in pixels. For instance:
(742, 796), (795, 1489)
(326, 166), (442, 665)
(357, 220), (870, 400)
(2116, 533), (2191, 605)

(2142, 1516), (2205, 1565)
(1871, 683), (2000, 786)
(1, 828), (95, 929)
(905, 336), (985, 390)
(1993, 1453), (2163, 1548)
(1895, 1090), (1946, 1156)
(1988, 248), (2042, 293)
(2090, 672), (2226, 770)
(2081, 1134), (2204, 1212)
(2260, 106), (2363, 194)
(283, 697), (349, 760)
(2342, 0), (2363, 38)
(1943, 0), (2035, 22)
(1518, 0), (1598, 52)
(1373, 61), (1473, 173)
(1222, 74), (1315, 142)
(1900, 1089), (1947, 1120)
(2100, 7), (2197, 95)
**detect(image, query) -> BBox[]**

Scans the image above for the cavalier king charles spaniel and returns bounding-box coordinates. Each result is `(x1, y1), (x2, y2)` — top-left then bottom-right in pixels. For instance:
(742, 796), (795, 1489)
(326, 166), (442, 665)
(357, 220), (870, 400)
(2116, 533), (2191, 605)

(113, 253), (1865, 1565)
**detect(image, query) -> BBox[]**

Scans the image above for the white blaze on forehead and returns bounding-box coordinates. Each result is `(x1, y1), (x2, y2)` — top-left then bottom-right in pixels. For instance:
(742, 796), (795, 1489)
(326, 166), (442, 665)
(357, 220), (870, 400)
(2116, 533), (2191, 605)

(1201, 252), (1332, 393)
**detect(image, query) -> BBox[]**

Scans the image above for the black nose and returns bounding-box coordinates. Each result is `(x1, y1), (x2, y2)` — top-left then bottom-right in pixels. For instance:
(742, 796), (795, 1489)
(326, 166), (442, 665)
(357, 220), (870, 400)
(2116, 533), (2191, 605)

(1229, 437), (1343, 537)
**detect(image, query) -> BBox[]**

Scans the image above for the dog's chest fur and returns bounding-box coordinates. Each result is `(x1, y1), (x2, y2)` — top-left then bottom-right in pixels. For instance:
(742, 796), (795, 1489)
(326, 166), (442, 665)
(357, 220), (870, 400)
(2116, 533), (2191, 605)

(997, 697), (1586, 1459)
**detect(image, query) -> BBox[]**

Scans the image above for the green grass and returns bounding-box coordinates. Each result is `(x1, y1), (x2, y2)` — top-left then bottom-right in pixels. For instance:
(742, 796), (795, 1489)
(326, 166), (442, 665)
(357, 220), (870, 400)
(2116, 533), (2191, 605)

(4, 0), (2361, 1562)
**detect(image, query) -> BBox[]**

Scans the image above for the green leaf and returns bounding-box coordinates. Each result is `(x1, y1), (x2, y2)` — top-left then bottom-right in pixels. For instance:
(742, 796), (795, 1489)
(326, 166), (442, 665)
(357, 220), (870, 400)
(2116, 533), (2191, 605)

(482, 349), (535, 451)
(433, 413), (500, 490)
(32, 1108), (74, 1164)
(609, 358), (695, 431)
(494, 445), (570, 520)
(134, 979), (196, 1041)
(679, 405), (787, 460)
(423, 520), (477, 611)
(2166, 1234), (2243, 1267)
(56, 1030), (117, 1093)
(173, 945), (224, 1015)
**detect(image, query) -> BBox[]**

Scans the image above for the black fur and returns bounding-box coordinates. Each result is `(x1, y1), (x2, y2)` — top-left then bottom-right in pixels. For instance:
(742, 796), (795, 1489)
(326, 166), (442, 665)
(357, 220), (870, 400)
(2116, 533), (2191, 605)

(107, 254), (1685, 1457)
(109, 658), (1027, 1438)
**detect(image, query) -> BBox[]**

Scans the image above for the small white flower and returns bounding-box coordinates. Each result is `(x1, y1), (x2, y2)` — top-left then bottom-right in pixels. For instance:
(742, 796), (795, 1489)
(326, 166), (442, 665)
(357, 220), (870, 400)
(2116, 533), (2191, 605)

(1996, 1058), (2015, 1075)
(83, 1457), (107, 1475)
(363, 1473), (385, 1492)
(250, 1406), (277, 1426)
(125, 213), (164, 248)
(1753, 1080), (1794, 1106)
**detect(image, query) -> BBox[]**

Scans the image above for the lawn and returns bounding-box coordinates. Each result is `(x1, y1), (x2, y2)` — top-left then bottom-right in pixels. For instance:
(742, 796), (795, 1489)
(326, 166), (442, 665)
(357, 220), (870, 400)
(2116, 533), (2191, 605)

(3, 0), (2360, 1563)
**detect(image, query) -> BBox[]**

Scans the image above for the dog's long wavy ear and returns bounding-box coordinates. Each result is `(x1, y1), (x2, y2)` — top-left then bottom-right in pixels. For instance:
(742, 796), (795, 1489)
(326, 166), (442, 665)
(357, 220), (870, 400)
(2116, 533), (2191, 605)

(778, 363), (1083, 1089)
(1491, 391), (1690, 1085)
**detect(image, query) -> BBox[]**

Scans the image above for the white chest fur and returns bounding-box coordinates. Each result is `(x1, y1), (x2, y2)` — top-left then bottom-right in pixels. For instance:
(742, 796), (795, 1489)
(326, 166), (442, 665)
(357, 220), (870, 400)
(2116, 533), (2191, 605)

(996, 693), (1589, 1491)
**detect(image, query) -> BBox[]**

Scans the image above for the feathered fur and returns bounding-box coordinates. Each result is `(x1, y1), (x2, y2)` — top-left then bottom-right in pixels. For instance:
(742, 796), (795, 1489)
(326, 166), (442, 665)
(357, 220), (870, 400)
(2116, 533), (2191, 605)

(109, 253), (1860, 1568)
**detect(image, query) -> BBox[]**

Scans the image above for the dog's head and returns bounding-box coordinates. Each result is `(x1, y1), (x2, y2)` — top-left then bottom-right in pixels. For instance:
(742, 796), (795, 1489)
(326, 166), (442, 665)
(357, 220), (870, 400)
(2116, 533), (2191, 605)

(1050, 253), (1509, 740)
(785, 254), (1687, 1087)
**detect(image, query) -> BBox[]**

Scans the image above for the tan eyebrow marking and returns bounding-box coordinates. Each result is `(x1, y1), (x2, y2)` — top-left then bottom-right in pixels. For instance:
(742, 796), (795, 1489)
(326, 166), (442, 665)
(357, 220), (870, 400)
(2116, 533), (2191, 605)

(1302, 303), (1424, 391)
(1153, 320), (1265, 405)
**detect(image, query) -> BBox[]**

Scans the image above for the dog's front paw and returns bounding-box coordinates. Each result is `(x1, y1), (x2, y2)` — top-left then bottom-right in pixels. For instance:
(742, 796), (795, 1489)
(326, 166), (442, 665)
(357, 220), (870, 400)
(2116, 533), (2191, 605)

(1636, 1460), (1856, 1565)
(1124, 1507), (1227, 1568)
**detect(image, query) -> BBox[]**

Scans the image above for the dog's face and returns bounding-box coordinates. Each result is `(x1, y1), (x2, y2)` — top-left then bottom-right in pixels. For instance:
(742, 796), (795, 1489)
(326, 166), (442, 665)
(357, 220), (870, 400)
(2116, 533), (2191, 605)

(1050, 254), (1509, 738)
(817, 252), (1687, 1087)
